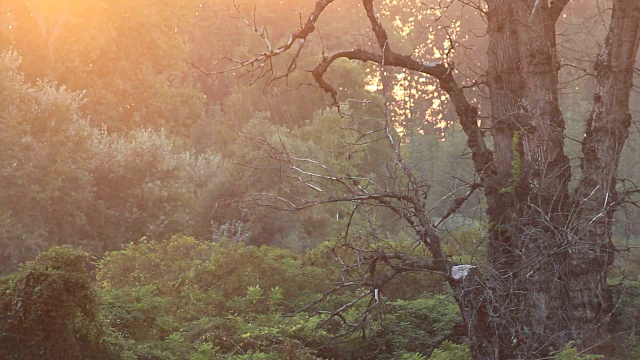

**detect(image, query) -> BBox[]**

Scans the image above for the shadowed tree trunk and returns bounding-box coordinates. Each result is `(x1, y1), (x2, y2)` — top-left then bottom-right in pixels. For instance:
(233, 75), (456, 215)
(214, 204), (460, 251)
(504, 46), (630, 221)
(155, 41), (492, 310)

(572, 0), (640, 349)
(453, 1), (640, 358)
(232, 0), (640, 358)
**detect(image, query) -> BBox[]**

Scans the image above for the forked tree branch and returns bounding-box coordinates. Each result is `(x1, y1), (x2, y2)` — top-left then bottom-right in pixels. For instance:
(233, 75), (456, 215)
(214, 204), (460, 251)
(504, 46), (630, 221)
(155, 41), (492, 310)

(227, 0), (495, 270)
(220, 0), (496, 188)
(309, 0), (498, 192)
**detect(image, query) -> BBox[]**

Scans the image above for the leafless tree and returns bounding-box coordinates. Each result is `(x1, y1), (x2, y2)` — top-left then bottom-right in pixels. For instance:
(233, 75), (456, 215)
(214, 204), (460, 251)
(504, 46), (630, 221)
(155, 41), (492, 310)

(213, 0), (640, 358)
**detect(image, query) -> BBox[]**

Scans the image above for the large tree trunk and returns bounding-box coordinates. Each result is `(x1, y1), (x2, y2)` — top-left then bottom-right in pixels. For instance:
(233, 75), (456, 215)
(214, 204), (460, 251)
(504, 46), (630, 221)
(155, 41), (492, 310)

(571, 0), (640, 350)
(452, 1), (640, 358)
(460, 1), (574, 357)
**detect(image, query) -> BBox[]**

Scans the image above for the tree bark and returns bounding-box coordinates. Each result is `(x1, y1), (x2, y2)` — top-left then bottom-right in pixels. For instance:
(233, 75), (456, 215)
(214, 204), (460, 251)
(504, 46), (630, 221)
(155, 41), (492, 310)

(456, 1), (575, 357)
(452, 1), (640, 358)
(570, 0), (640, 350)
(452, 0), (640, 359)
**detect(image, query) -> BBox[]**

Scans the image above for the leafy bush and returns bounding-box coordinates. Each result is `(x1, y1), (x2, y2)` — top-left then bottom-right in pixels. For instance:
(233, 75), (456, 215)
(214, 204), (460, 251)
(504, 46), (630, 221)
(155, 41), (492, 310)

(0, 247), (128, 359)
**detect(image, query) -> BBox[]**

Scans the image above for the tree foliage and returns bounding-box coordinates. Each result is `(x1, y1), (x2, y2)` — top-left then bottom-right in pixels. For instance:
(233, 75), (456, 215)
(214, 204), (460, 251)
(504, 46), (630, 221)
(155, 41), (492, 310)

(0, 0), (639, 358)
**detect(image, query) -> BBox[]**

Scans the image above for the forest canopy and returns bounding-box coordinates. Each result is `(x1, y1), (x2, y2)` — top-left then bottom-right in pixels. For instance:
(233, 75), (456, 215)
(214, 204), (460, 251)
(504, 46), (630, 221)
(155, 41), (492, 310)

(1, 0), (640, 359)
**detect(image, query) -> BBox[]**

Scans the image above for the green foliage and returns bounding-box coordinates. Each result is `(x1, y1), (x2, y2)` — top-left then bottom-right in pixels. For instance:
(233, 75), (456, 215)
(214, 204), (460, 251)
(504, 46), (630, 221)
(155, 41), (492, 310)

(429, 341), (472, 360)
(497, 130), (524, 194)
(511, 129), (523, 185)
(90, 129), (221, 250)
(201, 113), (363, 249)
(0, 238), (466, 359)
(0, 51), (97, 273)
(332, 295), (463, 360)
(90, 236), (465, 359)
(0, 247), (127, 359)
(552, 342), (604, 360)
(383, 296), (461, 354)
(0, 52), (224, 272)
(97, 236), (338, 358)
(609, 279), (640, 359)
(2, 0), (207, 135)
